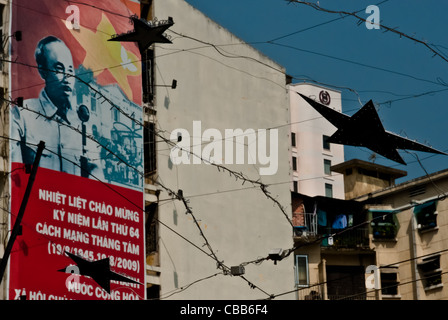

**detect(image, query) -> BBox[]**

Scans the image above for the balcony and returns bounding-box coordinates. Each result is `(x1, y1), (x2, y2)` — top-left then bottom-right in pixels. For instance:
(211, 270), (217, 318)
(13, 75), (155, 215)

(293, 212), (318, 238)
(293, 212), (370, 249)
(327, 294), (376, 300)
(296, 284), (325, 300)
(296, 283), (377, 300)
(321, 227), (370, 249)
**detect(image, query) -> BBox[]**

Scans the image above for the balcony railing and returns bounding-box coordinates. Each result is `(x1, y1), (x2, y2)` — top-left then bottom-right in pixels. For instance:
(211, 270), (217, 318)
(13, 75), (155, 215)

(293, 211), (371, 248)
(293, 212), (318, 237)
(296, 284), (325, 300)
(328, 294), (376, 300)
(296, 284), (377, 300)
(321, 227), (370, 249)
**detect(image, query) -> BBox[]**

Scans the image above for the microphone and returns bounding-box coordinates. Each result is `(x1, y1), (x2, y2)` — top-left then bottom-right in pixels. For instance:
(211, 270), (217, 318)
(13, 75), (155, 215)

(77, 104), (90, 177)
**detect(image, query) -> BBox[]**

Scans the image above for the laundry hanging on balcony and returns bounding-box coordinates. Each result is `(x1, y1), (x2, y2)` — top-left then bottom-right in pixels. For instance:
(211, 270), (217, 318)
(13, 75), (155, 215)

(332, 214), (348, 229)
(317, 209), (327, 227)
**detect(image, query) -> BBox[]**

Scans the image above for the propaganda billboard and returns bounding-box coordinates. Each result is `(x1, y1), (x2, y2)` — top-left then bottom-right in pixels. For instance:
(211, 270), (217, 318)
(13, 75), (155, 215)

(8, 0), (145, 300)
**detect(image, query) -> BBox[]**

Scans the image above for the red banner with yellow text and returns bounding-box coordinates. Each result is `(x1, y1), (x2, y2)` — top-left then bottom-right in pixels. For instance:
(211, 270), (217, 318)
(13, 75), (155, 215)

(9, 0), (145, 300)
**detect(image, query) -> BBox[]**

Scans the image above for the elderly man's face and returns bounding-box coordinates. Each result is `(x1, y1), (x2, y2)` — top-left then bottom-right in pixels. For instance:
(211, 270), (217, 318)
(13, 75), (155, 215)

(41, 41), (75, 108)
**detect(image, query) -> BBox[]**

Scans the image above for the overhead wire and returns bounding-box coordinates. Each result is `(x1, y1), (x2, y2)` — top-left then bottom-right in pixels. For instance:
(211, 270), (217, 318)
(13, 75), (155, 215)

(2, 48), (291, 296)
(3, 80), (447, 294)
(9, 0), (448, 105)
(2, 53), (296, 229)
(156, 272), (223, 300)
(7, 1), (448, 166)
(237, 185), (448, 270)
(271, 247), (448, 300)
(267, 0), (391, 43)
(3, 0), (448, 300)
(15, 150), (437, 302)
(1, 135), (274, 297)
(3, 52), (445, 211)
(337, 246), (448, 300)
(286, 0), (448, 64)
(337, 270), (448, 300)
(2, 122), (274, 298)
(68, 0), (448, 299)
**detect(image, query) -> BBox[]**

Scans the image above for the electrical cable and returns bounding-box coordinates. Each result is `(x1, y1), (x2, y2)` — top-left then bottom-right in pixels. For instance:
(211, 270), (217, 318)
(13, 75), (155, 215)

(1, 135), (274, 299)
(287, 0), (448, 64)
(156, 272), (223, 300)
(266, 206), (448, 300)
(271, 248), (448, 300)
(1, 61), (446, 238)
(267, 0), (390, 43)
(3, 82), (290, 292)
(337, 270), (448, 300)
(2, 1), (448, 299)
(9, 0), (448, 103)
(2, 54), (296, 228)
(238, 190), (448, 270)
(6, 3), (448, 163)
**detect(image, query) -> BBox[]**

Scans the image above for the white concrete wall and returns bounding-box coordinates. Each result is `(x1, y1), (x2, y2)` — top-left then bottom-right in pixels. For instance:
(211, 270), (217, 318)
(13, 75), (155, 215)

(289, 83), (345, 199)
(152, 0), (295, 299)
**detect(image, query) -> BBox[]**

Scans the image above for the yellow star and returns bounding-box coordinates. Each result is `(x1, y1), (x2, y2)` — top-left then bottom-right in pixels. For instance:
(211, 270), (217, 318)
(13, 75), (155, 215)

(68, 13), (141, 102)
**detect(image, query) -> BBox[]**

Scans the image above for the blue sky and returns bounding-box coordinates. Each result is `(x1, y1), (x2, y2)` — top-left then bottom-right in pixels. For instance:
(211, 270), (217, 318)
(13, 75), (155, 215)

(184, 0), (448, 183)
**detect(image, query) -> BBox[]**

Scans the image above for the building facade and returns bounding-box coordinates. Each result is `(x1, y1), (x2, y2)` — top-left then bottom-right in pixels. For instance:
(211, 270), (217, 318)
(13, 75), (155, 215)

(288, 83), (345, 199)
(0, 0), (297, 300)
(358, 167), (448, 300)
(292, 159), (448, 300)
(146, 0), (295, 300)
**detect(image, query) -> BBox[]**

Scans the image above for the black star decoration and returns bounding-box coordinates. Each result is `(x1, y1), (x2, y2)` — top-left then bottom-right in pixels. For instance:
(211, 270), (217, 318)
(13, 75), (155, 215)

(59, 251), (142, 294)
(109, 16), (174, 53)
(298, 93), (447, 165)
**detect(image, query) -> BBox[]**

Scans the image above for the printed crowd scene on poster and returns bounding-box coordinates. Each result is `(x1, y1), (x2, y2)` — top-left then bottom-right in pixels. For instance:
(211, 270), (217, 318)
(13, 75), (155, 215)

(8, 0), (146, 300)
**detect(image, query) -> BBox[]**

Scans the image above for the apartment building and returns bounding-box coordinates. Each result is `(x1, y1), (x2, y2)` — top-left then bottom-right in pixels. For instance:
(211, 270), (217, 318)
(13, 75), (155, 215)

(288, 83), (345, 199)
(292, 159), (448, 300)
(146, 0), (294, 300)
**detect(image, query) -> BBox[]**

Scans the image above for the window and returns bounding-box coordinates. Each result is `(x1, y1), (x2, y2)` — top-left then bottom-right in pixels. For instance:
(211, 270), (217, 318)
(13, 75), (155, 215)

(380, 268), (400, 296)
(418, 255), (442, 290)
(144, 122), (157, 174)
(147, 285), (160, 300)
(413, 201), (438, 232)
(0, 4), (5, 70)
(145, 203), (158, 253)
(326, 266), (366, 300)
(112, 108), (120, 122)
(323, 135), (331, 150)
(325, 183), (333, 198)
(293, 181), (298, 193)
(90, 94), (97, 113)
(0, 4), (4, 53)
(324, 159), (331, 175)
(292, 156), (297, 171)
(370, 210), (399, 240)
(291, 132), (296, 147)
(141, 0), (154, 21)
(409, 185), (426, 197)
(295, 255), (309, 287)
(142, 49), (155, 104)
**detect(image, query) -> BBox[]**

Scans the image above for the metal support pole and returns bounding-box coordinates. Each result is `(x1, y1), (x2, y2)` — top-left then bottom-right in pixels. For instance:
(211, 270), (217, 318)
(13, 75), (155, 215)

(0, 141), (45, 285)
